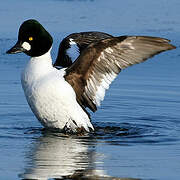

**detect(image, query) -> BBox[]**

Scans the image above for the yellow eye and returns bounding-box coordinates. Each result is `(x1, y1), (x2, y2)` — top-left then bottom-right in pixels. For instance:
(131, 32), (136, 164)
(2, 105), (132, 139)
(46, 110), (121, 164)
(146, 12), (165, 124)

(29, 37), (33, 41)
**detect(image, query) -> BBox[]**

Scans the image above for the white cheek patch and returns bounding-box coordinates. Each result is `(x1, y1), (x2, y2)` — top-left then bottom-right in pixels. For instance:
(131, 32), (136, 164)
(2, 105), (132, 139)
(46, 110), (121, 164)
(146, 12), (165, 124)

(22, 42), (31, 51)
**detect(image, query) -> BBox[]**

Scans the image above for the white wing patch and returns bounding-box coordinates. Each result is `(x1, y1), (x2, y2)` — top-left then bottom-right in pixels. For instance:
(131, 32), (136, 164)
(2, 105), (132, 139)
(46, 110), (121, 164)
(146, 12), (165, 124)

(94, 71), (116, 106)
(105, 47), (114, 53)
(84, 47), (118, 107)
(66, 38), (80, 62)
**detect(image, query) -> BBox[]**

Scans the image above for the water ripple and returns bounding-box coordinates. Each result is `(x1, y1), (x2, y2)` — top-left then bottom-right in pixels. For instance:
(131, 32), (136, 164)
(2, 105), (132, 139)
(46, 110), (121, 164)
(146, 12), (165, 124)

(0, 115), (179, 146)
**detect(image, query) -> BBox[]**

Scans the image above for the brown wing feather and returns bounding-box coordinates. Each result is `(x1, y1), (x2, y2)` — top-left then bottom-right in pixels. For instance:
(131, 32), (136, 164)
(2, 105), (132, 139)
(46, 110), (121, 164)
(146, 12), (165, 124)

(54, 31), (113, 67)
(65, 36), (176, 112)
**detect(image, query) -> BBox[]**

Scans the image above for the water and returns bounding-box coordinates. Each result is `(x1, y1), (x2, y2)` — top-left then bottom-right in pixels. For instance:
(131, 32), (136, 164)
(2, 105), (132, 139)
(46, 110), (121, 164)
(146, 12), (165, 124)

(0, 0), (180, 179)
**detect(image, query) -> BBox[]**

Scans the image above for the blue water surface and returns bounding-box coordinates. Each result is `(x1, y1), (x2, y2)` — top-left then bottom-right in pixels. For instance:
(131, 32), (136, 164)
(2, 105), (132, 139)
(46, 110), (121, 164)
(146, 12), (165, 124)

(0, 0), (180, 179)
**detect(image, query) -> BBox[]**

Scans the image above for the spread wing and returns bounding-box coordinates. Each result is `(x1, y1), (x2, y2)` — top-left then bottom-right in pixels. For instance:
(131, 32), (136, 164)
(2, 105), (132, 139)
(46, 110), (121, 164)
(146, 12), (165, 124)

(64, 36), (176, 112)
(54, 31), (113, 67)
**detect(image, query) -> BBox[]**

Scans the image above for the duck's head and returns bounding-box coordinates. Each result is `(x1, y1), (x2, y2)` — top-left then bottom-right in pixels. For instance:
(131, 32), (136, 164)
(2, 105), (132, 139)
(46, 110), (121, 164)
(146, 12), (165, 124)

(6, 19), (53, 57)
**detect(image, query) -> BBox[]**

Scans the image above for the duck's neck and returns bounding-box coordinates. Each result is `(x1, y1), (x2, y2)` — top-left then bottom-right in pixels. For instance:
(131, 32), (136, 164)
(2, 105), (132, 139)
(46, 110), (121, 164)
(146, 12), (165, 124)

(31, 48), (53, 69)
(21, 48), (54, 85)
(31, 48), (53, 66)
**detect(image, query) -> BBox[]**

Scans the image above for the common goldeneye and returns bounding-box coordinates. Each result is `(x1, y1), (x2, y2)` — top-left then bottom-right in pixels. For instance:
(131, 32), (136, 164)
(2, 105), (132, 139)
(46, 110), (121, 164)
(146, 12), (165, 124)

(6, 19), (176, 134)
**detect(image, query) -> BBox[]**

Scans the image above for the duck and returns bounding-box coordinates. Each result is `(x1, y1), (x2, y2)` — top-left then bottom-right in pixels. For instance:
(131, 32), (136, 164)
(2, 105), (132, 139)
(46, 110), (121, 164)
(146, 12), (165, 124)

(6, 19), (176, 134)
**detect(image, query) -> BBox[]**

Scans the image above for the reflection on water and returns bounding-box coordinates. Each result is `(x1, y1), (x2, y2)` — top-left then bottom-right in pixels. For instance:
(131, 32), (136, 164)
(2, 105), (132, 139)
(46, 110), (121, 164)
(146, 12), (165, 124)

(19, 117), (178, 180)
(19, 131), (139, 180)
(20, 133), (96, 179)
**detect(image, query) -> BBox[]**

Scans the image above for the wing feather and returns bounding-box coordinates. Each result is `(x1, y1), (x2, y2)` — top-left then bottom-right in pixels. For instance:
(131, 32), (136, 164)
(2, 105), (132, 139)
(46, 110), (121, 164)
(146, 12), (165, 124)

(65, 36), (176, 112)
(54, 31), (113, 67)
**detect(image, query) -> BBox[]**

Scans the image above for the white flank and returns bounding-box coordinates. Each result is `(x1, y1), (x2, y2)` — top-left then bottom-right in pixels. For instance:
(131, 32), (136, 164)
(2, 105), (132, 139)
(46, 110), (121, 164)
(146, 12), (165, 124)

(21, 48), (94, 132)
(22, 42), (31, 51)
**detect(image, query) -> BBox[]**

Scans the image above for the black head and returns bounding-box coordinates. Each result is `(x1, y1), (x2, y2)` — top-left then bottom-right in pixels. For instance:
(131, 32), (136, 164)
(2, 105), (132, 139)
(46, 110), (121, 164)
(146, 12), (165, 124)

(6, 19), (53, 57)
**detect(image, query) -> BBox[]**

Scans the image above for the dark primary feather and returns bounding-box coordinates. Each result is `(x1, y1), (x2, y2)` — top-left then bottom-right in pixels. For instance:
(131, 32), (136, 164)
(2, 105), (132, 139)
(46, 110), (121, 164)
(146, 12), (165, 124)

(64, 36), (176, 112)
(54, 31), (113, 67)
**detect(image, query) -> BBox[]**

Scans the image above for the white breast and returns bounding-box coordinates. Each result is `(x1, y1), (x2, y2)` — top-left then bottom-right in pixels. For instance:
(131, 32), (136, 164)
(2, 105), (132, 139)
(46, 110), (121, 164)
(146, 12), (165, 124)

(21, 50), (93, 133)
